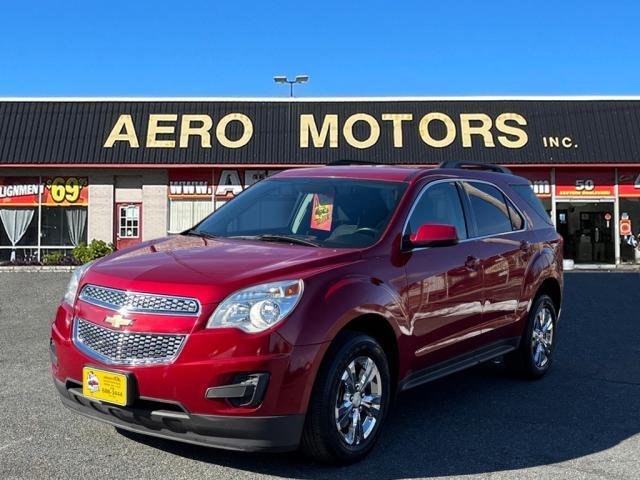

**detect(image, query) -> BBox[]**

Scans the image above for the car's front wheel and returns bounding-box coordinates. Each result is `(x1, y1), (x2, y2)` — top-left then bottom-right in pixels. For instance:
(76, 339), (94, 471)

(301, 331), (390, 464)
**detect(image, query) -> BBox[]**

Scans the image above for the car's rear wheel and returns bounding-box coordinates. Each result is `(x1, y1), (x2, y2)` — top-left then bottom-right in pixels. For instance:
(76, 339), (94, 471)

(301, 331), (390, 464)
(506, 293), (557, 378)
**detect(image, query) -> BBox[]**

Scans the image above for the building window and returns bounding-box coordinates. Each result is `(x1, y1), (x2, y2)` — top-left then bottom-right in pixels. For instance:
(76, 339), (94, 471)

(0, 176), (88, 263)
(168, 199), (214, 233)
(41, 206), (88, 247)
(0, 208), (38, 261)
(620, 198), (640, 264)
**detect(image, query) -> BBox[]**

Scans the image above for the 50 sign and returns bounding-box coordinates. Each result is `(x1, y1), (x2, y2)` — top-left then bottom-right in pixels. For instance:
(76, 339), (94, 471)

(44, 177), (89, 206)
(574, 179), (595, 191)
(555, 170), (614, 197)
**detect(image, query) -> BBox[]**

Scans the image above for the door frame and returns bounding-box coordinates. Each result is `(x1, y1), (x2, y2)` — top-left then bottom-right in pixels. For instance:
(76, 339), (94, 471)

(555, 198), (615, 264)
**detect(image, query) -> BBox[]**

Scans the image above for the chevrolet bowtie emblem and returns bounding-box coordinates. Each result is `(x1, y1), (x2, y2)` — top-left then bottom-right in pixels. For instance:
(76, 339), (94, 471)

(104, 314), (134, 329)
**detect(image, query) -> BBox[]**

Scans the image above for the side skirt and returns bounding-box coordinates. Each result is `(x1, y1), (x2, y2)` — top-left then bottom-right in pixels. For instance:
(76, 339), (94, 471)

(398, 337), (520, 392)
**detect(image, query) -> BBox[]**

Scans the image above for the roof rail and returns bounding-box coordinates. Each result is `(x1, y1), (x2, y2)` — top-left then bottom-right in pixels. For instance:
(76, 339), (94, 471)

(438, 161), (512, 174)
(327, 159), (384, 166)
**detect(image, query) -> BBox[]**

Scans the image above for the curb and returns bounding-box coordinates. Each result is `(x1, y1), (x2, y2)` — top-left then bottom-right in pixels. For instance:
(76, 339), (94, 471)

(0, 266), (76, 273)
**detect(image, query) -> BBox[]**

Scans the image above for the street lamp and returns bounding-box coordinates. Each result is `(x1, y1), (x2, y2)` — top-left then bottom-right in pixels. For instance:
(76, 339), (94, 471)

(274, 75), (309, 97)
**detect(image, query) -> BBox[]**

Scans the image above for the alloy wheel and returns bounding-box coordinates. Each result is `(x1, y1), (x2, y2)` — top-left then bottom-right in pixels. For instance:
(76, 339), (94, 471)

(531, 304), (554, 368)
(334, 356), (383, 446)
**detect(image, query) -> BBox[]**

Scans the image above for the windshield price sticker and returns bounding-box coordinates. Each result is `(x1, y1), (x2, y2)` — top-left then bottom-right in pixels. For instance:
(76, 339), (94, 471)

(310, 193), (334, 231)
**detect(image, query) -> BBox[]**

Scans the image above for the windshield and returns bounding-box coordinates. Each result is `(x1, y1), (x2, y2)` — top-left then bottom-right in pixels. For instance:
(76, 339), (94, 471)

(191, 177), (408, 248)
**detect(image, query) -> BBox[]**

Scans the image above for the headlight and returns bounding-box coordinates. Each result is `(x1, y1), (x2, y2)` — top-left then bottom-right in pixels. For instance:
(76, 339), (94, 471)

(63, 261), (93, 306)
(207, 279), (304, 333)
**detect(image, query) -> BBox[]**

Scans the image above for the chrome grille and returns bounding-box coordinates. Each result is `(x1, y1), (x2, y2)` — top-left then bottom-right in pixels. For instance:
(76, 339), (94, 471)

(74, 318), (186, 365)
(79, 284), (200, 315)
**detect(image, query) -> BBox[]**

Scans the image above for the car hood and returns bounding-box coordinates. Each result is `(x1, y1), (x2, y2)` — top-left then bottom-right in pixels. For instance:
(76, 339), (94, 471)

(81, 235), (359, 304)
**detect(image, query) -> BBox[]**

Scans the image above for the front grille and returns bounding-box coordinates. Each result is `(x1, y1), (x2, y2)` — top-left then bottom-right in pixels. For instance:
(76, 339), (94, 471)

(79, 284), (200, 316)
(74, 318), (186, 365)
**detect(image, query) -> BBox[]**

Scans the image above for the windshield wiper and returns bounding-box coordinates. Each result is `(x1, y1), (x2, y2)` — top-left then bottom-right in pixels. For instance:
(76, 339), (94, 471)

(182, 229), (218, 240)
(256, 234), (321, 247)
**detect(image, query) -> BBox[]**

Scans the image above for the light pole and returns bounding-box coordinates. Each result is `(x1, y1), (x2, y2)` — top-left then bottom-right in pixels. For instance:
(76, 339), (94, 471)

(273, 75), (309, 97)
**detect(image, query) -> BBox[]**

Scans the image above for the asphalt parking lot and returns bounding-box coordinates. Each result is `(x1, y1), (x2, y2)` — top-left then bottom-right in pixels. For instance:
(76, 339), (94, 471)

(0, 272), (639, 479)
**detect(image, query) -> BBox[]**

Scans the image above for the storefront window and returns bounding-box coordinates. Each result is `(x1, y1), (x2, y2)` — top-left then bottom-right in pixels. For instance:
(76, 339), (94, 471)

(41, 206), (88, 246)
(168, 170), (215, 234)
(556, 202), (615, 264)
(0, 207), (38, 261)
(169, 200), (214, 233)
(0, 176), (88, 262)
(554, 169), (616, 265)
(620, 198), (640, 264)
(618, 169), (640, 264)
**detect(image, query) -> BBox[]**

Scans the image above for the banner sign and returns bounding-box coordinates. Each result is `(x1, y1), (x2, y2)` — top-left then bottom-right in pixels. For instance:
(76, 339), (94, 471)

(0, 176), (88, 206)
(555, 169), (614, 197)
(168, 170), (213, 199)
(0, 177), (42, 205)
(213, 169), (279, 201)
(618, 169), (640, 197)
(43, 176), (89, 206)
(168, 169), (280, 201)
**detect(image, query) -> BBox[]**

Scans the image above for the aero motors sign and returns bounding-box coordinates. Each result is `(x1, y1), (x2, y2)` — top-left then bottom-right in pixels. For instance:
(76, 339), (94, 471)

(104, 112), (529, 151)
(555, 169), (614, 197)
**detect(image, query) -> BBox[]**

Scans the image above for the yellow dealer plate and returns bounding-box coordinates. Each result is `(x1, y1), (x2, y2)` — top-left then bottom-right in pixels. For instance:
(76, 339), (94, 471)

(82, 367), (129, 406)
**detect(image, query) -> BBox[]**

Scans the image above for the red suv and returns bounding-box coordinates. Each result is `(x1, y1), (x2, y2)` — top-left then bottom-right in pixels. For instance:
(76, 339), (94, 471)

(51, 162), (563, 464)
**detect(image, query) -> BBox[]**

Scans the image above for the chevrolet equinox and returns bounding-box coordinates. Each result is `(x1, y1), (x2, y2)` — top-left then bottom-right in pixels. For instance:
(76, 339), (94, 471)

(51, 161), (563, 464)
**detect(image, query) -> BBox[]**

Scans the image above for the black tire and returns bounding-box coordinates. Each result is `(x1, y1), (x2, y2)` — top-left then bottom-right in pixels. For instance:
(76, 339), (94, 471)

(301, 331), (391, 465)
(505, 294), (557, 379)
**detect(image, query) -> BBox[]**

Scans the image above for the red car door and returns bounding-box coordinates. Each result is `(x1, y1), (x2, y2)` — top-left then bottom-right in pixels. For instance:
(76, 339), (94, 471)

(402, 180), (485, 372)
(459, 181), (529, 341)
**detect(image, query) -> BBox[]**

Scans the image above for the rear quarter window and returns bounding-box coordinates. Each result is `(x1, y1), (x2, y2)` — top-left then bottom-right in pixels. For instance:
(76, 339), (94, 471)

(510, 184), (553, 225)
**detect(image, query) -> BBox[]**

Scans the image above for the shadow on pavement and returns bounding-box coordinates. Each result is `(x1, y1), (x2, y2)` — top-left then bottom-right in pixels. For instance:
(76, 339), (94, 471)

(118, 273), (640, 478)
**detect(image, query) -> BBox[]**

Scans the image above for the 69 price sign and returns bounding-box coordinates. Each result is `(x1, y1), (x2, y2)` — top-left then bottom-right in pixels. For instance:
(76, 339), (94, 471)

(44, 177), (89, 206)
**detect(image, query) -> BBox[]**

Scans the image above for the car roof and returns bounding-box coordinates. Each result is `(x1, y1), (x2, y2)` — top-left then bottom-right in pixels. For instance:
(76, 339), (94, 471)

(273, 166), (422, 182)
(272, 165), (530, 185)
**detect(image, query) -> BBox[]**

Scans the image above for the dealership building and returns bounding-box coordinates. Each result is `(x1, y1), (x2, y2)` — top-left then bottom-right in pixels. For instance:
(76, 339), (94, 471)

(1, 97), (640, 266)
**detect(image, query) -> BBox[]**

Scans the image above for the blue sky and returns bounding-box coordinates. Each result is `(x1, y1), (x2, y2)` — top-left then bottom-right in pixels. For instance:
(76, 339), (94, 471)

(0, 1), (639, 96)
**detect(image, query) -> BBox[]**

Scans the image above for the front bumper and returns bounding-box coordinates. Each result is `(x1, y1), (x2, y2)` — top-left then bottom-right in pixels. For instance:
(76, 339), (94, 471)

(54, 378), (305, 452)
(51, 297), (330, 451)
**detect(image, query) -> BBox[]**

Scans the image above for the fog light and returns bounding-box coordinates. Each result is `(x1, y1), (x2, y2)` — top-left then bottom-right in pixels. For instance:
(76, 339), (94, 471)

(205, 372), (270, 408)
(49, 338), (58, 367)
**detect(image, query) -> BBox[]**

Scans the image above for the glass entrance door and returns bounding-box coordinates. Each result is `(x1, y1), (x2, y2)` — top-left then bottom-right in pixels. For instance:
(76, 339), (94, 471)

(556, 202), (615, 264)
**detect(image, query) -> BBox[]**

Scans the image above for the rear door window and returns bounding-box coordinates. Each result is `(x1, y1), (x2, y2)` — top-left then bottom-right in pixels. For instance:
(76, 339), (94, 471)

(462, 181), (514, 237)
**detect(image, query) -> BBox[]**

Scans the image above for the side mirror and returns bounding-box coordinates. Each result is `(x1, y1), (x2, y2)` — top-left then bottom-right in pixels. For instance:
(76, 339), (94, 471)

(409, 223), (459, 248)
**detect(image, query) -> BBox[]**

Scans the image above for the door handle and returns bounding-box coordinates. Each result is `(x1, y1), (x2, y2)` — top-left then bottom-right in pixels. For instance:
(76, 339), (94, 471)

(520, 240), (531, 252)
(465, 255), (480, 271)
